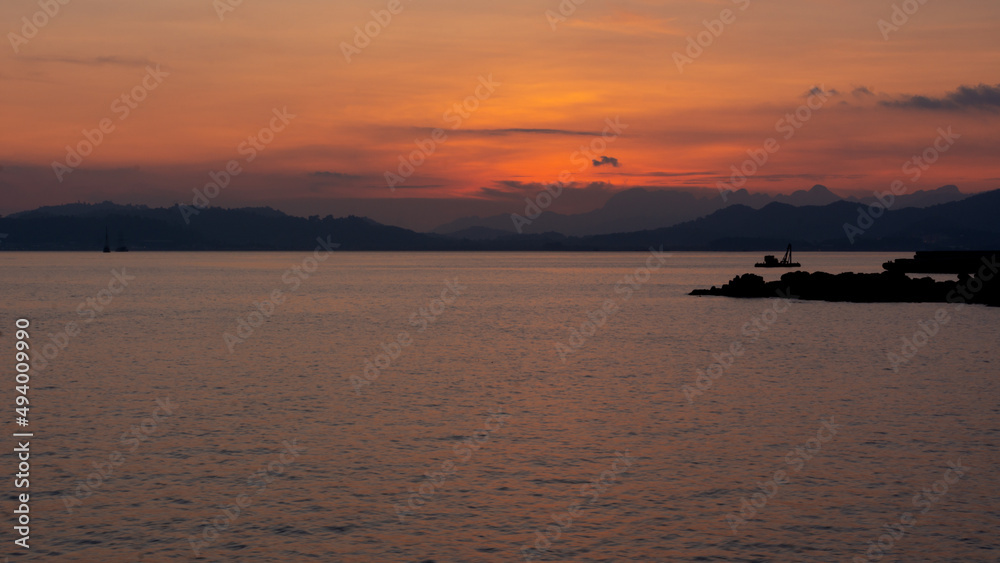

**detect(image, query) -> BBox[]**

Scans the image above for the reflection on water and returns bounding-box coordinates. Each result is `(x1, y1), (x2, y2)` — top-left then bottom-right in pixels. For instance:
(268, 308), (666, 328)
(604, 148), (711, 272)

(2, 252), (997, 562)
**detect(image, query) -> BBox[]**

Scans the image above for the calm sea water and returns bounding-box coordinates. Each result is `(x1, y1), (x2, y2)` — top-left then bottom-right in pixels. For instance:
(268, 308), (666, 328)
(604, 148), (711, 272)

(1, 252), (997, 562)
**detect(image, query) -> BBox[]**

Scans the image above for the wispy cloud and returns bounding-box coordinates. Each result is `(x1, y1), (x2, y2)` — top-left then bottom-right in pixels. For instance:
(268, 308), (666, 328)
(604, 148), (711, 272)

(710, 173), (867, 183)
(310, 171), (361, 179)
(443, 128), (602, 137)
(612, 171), (716, 177)
(482, 180), (617, 198)
(366, 184), (443, 190)
(564, 12), (683, 37)
(19, 55), (159, 68)
(477, 186), (524, 200)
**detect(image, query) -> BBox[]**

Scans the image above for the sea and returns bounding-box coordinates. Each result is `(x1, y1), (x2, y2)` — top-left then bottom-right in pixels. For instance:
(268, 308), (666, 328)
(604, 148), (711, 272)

(1, 251), (997, 562)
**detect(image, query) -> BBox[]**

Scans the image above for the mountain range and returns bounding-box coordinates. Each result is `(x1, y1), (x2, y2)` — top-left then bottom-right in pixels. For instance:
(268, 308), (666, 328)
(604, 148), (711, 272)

(433, 185), (969, 238)
(0, 187), (995, 251)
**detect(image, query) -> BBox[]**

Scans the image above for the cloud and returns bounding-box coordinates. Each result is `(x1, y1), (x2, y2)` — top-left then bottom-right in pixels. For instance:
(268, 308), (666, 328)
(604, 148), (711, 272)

(477, 186), (525, 200)
(439, 128), (601, 137)
(368, 184), (442, 190)
(616, 170), (715, 177)
(806, 86), (839, 98)
(494, 180), (537, 192)
(852, 86), (875, 98)
(562, 13), (683, 37)
(592, 156), (619, 167)
(880, 83), (1000, 111)
(481, 180), (618, 198)
(710, 173), (866, 183)
(20, 56), (158, 68)
(309, 171), (361, 179)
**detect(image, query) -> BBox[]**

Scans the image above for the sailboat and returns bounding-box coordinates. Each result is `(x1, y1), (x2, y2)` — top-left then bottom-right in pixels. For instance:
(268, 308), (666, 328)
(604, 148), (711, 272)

(755, 244), (800, 268)
(103, 227), (111, 253)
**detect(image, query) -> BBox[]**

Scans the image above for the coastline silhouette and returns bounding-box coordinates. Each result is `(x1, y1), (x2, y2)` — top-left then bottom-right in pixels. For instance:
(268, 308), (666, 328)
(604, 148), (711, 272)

(692, 252), (1000, 307)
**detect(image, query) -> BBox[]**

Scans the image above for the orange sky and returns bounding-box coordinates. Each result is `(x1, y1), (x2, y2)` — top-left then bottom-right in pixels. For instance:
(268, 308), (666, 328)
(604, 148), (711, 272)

(1, 0), (999, 220)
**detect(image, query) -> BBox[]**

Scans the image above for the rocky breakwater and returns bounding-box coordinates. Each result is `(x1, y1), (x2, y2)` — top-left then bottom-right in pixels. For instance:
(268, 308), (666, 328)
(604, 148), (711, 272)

(691, 267), (1000, 307)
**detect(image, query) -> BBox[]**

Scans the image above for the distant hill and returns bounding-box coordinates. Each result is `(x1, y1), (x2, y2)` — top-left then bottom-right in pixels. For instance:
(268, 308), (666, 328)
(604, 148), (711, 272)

(0, 189), (996, 251)
(849, 185), (968, 209)
(575, 188), (1000, 251)
(772, 184), (843, 206)
(432, 185), (968, 238)
(0, 202), (455, 251)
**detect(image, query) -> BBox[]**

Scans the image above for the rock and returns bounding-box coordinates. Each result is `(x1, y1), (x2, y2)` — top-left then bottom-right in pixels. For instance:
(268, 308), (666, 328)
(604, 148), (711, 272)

(690, 270), (1000, 307)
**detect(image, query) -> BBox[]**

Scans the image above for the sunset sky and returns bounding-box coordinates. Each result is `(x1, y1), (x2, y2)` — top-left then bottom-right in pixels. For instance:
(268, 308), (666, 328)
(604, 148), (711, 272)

(1, 0), (998, 227)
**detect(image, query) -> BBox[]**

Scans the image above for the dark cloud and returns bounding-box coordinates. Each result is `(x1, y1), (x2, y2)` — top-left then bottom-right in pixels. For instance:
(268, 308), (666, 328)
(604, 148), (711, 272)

(852, 86), (875, 97)
(309, 171), (361, 179)
(367, 184), (442, 190)
(477, 186), (524, 200)
(592, 156), (619, 167)
(806, 86), (838, 98)
(494, 180), (536, 191)
(880, 83), (1000, 111)
(74, 165), (143, 175)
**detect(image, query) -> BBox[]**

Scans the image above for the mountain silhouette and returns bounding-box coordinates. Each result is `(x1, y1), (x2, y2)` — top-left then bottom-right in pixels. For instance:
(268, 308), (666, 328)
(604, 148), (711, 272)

(432, 185), (967, 238)
(0, 189), (996, 251)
